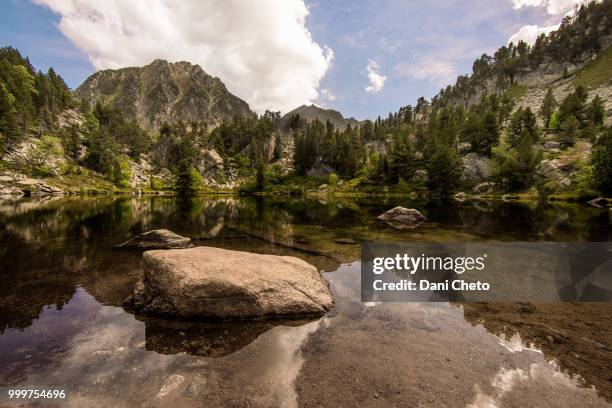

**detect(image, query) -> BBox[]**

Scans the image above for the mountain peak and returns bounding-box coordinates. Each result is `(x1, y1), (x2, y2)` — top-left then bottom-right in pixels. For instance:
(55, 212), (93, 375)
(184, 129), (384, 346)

(281, 104), (359, 130)
(75, 60), (254, 132)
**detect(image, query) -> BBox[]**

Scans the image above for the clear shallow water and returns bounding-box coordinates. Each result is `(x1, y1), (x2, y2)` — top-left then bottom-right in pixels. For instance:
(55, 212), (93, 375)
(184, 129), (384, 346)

(0, 195), (610, 407)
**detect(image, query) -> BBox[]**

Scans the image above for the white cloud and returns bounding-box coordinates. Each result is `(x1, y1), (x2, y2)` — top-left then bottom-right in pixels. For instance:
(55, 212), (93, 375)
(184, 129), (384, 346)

(512, 0), (546, 8)
(365, 59), (386, 93)
(395, 57), (456, 87)
(32, 0), (334, 114)
(511, 0), (587, 15)
(508, 0), (590, 46)
(320, 88), (336, 101)
(508, 23), (560, 45)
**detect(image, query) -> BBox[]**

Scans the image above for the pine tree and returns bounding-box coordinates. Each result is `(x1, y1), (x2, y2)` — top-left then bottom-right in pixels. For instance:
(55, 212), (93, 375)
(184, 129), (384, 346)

(176, 159), (201, 196)
(558, 86), (587, 126)
(540, 87), (556, 128)
(322, 119), (336, 165)
(426, 145), (460, 196)
(481, 110), (500, 156)
(388, 137), (414, 183)
(587, 95), (605, 127)
(0, 82), (18, 152)
(492, 136), (541, 191)
(509, 107), (539, 147)
(590, 127), (612, 195)
(561, 115), (580, 147)
(256, 160), (266, 191)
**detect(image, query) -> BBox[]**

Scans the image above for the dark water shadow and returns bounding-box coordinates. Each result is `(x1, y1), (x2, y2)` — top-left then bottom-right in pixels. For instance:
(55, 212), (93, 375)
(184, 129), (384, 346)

(135, 314), (318, 358)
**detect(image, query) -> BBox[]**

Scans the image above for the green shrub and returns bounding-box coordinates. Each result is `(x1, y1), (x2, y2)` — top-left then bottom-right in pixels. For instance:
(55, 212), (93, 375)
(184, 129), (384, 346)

(31, 165), (54, 178)
(549, 111), (560, 130)
(112, 157), (132, 188)
(149, 176), (164, 190)
(328, 173), (339, 186)
(492, 138), (541, 191)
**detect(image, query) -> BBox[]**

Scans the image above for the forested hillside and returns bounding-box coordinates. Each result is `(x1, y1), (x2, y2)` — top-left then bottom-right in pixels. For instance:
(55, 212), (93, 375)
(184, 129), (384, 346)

(288, 0), (612, 198)
(0, 47), (287, 194)
(0, 0), (611, 198)
(0, 47), (72, 152)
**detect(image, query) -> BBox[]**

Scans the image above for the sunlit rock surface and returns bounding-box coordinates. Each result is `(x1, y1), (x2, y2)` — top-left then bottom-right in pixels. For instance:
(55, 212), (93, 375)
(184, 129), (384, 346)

(129, 246), (334, 320)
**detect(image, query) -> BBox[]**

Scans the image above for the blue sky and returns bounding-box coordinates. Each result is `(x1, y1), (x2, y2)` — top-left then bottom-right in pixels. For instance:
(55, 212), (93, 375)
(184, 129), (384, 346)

(1, 0), (572, 119)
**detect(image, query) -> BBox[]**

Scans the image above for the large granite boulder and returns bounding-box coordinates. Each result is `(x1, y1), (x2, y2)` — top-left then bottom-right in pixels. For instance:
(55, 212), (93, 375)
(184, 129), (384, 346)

(377, 206), (427, 229)
(117, 229), (193, 249)
(127, 246), (334, 320)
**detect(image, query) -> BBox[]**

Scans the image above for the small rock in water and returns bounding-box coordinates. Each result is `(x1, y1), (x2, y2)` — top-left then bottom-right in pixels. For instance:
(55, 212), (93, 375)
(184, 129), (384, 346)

(587, 197), (606, 208)
(116, 229), (193, 249)
(377, 206), (427, 229)
(454, 192), (467, 202)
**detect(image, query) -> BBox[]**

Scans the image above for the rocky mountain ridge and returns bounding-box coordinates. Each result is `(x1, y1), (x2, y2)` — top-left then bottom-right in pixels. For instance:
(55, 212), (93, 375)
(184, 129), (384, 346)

(281, 104), (360, 130)
(75, 59), (255, 132)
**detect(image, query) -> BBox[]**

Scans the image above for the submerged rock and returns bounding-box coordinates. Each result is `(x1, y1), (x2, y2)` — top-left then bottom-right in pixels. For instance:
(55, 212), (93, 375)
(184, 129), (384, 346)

(128, 246), (334, 320)
(117, 229), (194, 249)
(377, 206), (427, 229)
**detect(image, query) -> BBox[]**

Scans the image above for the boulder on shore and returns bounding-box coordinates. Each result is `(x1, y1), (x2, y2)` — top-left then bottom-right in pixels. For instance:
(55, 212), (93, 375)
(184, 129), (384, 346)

(126, 246), (334, 320)
(377, 206), (427, 229)
(117, 229), (193, 249)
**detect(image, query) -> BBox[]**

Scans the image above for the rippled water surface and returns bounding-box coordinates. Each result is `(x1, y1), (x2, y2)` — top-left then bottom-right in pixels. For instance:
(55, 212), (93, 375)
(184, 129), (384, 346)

(0, 195), (610, 407)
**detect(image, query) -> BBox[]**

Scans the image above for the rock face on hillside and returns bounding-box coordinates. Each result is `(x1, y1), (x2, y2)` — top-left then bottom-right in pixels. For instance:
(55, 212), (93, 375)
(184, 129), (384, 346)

(281, 104), (360, 130)
(127, 246), (334, 320)
(461, 153), (492, 184)
(75, 60), (255, 132)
